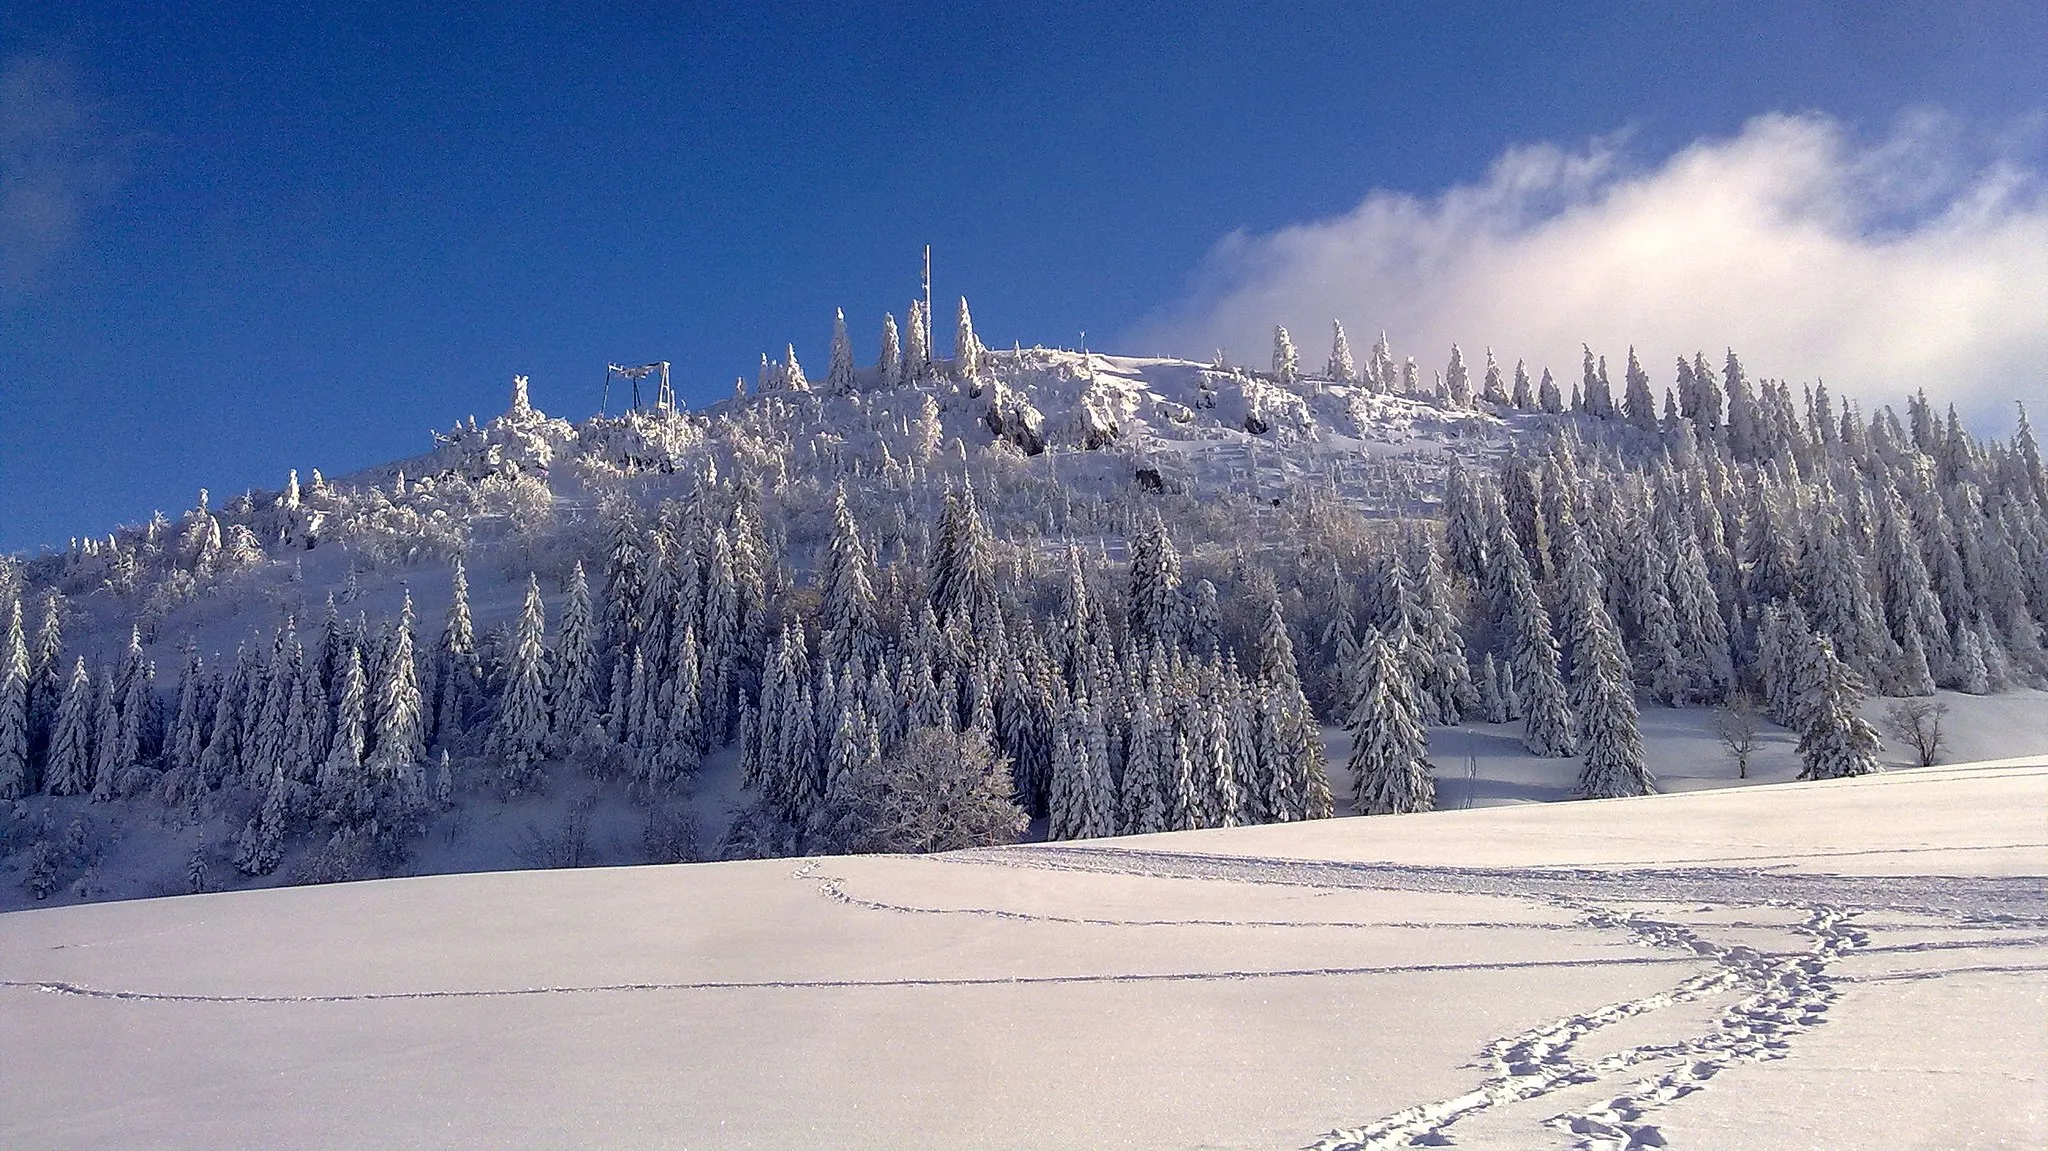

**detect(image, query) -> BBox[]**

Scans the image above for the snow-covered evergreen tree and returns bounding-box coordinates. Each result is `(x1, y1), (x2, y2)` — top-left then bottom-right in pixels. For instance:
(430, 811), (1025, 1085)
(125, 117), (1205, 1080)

(955, 297), (985, 379)
(929, 484), (994, 628)
(1581, 346), (1613, 418)
(27, 592), (63, 757)
(89, 667), (123, 801)
(319, 642), (368, 818)
(1666, 527), (1734, 703)
(1623, 346), (1657, 431)
(493, 575), (552, 794)
(0, 601), (28, 798)
(1477, 651), (1509, 723)
(904, 299), (933, 383)
(1496, 530), (1575, 756)
(1254, 598), (1331, 819)
(1346, 630), (1435, 815)
(828, 307), (858, 394)
(1195, 669), (1240, 827)
(1569, 579), (1655, 799)
(1326, 320), (1356, 384)
(46, 658), (94, 796)
(1049, 694), (1115, 839)
(1272, 326), (1299, 386)
(368, 593), (425, 788)
(197, 648), (247, 789)
(552, 562), (599, 753)
(1480, 349), (1509, 406)
(435, 560), (482, 746)
(157, 649), (209, 804)
(1445, 345), (1473, 408)
(235, 763), (289, 876)
(1792, 636), (1883, 780)
(1126, 512), (1184, 652)
(878, 312), (904, 389)
(819, 487), (880, 668)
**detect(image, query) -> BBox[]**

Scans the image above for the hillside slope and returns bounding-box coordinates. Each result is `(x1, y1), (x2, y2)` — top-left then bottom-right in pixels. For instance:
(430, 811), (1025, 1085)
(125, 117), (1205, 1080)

(3, 757), (2041, 1150)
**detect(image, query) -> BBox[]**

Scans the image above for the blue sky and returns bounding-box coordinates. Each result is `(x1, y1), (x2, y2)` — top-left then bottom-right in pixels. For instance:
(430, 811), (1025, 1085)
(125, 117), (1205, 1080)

(3, 2), (2045, 551)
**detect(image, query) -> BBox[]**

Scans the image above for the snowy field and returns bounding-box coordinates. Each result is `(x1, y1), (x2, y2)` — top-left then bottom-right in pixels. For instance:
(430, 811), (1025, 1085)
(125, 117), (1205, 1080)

(3, 752), (2043, 1150)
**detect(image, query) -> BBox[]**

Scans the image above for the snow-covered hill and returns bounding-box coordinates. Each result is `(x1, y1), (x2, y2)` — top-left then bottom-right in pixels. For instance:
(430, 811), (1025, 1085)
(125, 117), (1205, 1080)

(4, 755), (2041, 1149)
(3, 324), (2046, 922)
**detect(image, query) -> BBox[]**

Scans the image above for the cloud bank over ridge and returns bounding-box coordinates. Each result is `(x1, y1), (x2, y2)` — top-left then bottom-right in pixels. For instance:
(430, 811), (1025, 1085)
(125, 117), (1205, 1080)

(1125, 112), (2048, 429)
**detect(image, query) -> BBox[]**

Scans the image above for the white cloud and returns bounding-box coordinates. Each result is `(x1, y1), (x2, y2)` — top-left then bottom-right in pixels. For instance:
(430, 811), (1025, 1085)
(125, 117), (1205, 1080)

(0, 55), (121, 295)
(1125, 112), (2048, 431)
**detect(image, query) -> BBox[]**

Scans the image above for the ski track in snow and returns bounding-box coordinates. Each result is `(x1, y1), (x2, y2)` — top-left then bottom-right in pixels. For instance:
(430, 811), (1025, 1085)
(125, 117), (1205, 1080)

(812, 874), (1590, 933)
(6, 848), (2037, 1148)
(934, 844), (2045, 1150)
(0, 954), (1707, 1006)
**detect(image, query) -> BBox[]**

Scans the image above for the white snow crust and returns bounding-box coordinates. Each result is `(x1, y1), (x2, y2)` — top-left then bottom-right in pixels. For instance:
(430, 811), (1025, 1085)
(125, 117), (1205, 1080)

(3, 755), (2041, 1150)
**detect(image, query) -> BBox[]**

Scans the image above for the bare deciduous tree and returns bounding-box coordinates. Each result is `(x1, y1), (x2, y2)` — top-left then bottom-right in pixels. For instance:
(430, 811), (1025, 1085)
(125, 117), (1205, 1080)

(1883, 698), (1949, 767)
(1714, 691), (1763, 779)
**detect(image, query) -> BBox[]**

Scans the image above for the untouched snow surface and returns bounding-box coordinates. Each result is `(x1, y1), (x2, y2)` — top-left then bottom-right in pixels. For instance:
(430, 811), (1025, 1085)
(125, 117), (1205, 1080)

(3, 757), (2044, 1150)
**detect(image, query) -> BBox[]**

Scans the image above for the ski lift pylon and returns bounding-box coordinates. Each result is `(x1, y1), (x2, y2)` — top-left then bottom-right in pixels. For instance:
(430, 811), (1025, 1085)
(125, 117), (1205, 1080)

(602, 361), (672, 415)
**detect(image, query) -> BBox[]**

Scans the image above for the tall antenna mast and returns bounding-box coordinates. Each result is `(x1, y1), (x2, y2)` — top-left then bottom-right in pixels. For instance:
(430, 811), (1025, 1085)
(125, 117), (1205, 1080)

(922, 244), (932, 337)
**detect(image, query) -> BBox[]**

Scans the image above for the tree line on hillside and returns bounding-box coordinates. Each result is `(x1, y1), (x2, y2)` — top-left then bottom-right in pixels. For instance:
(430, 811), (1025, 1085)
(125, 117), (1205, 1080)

(3, 330), (2043, 893)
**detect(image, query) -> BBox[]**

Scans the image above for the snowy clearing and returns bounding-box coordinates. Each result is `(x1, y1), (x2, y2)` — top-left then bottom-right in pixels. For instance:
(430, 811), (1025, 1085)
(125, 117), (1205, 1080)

(3, 756), (2042, 1150)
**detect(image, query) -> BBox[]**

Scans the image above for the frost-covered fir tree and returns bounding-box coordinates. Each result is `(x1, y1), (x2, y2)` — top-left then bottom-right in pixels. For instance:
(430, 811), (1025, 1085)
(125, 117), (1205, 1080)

(197, 648), (248, 789)
(1126, 512), (1184, 652)
(1666, 528), (1734, 703)
(552, 562), (599, 754)
(46, 658), (94, 796)
(1495, 529), (1575, 756)
(0, 602), (29, 798)
(1874, 480), (1953, 688)
(1480, 349), (1509, 406)
(368, 593), (425, 788)
(1272, 326), (1299, 386)
(493, 575), (552, 795)
(1511, 359), (1534, 409)
(157, 649), (209, 805)
(1048, 694), (1114, 840)
(1196, 673), (1241, 827)
(1445, 345), (1472, 408)
(28, 592), (64, 757)
(235, 763), (289, 876)
(1326, 320), (1356, 384)
(878, 312), (904, 389)
(782, 344), (809, 392)
(1406, 539), (1474, 724)
(1368, 331), (1395, 392)
(954, 296), (985, 379)
(242, 632), (295, 793)
(1346, 630), (1435, 815)
(1538, 366), (1562, 414)
(904, 298), (933, 383)
(89, 667), (122, 801)
(819, 487), (880, 668)
(435, 560), (482, 746)
(929, 484), (995, 627)
(319, 643), (367, 818)
(1442, 460), (1491, 585)
(1569, 579), (1655, 799)
(1623, 346), (1657, 431)
(1254, 597), (1332, 819)
(1792, 636), (1883, 780)
(1477, 651), (1510, 723)
(828, 307), (858, 394)
(1118, 693), (1166, 834)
